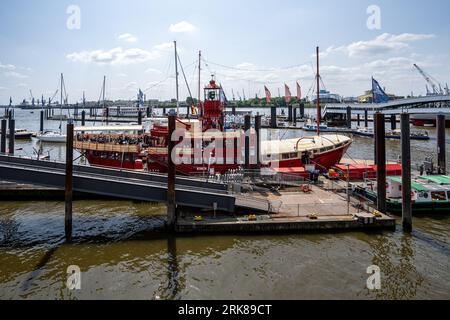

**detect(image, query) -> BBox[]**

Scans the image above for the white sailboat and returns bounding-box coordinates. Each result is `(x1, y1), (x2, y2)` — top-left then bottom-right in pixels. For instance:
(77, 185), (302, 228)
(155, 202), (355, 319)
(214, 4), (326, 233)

(37, 73), (67, 143)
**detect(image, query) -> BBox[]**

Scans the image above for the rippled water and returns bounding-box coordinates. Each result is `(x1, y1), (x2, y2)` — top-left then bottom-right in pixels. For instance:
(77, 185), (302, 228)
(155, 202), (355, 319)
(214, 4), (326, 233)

(0, 108), (449, 299)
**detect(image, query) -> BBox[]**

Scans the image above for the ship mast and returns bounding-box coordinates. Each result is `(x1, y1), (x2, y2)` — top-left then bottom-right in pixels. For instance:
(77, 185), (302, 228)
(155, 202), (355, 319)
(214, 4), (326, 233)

(174, 41), (179, 116)
(60, 73), (63, 133)
(198, 50), (202, 117)
(316, 46), (321, 135)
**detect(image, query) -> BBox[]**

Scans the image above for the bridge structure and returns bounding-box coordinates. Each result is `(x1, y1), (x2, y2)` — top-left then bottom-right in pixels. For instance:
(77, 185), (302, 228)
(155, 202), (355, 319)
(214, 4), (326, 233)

(323, 95), (450, 117)
(0, 154), (244, 212)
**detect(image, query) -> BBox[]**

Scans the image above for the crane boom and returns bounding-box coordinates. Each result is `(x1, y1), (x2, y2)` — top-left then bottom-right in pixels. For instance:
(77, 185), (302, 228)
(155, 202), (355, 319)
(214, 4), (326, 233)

(413, 64), (440, 95)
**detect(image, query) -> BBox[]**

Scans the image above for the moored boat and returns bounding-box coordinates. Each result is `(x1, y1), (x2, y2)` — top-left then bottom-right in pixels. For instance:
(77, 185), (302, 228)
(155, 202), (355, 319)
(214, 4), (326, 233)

(36, 130), (67, 143)
(354, 175), (450, 214)
(3, 128), (33, 139)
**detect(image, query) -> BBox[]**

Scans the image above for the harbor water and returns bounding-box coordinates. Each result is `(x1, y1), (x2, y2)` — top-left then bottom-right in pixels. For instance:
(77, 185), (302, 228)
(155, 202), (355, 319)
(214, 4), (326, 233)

(0, 108), (449, 299)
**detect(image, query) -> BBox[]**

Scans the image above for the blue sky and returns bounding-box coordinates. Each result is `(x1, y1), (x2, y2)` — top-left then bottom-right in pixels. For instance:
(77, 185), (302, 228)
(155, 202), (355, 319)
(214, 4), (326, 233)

(1, 0), (450, 104)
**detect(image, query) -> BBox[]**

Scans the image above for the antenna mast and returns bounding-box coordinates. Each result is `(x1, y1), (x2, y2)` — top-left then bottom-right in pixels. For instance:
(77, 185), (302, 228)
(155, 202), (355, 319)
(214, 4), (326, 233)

(174, 41), (180, 115)
(198, 50), (202, 117)
(316, 46), (321, 135)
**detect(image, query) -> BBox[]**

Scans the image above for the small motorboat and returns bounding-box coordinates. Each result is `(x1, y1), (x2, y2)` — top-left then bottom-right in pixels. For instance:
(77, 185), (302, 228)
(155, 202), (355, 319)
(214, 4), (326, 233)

(3, 128), (33, 139)
(354, 128), (430, 140)
(36, 130), (67, 143)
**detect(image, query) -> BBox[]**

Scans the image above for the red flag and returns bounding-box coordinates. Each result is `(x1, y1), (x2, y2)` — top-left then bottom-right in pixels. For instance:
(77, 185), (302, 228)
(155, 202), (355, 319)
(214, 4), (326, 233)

(296, 82), (302, 100)
(284, 84), (292, 104)
(264, 86), (271, 104)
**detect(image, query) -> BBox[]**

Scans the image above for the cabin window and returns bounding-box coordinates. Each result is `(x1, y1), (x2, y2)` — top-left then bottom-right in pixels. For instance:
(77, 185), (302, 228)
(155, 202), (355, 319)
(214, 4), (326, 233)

(447, 191), (450, 200)
(205, 89), (220, 101)
(282, 153), (290, 160)
(431, 191), (447, 201)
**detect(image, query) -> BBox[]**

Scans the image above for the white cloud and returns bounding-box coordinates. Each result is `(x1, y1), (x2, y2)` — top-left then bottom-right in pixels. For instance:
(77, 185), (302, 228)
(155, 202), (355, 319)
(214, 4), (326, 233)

(66, 43), (171, 65)
(145, 68), (162, 74)
(4, 71), (28, 79)
(17, 83), (28, 87)
(168, 21), (197, 33)
(116, 73), (127, 77)
(0, 86), (7, 90)
(118, 33), (138, 43)
(321, 33), (435, 58)
(0, 62), (16, 70)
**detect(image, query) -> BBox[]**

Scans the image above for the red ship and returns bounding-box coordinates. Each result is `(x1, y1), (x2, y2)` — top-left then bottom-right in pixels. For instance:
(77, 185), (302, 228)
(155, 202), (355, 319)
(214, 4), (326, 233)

(74, 77), (352, 175)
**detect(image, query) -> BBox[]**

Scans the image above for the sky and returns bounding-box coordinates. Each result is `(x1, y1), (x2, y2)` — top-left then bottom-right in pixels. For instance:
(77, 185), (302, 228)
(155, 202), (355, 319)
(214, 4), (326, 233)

(1, 0), (450, 104)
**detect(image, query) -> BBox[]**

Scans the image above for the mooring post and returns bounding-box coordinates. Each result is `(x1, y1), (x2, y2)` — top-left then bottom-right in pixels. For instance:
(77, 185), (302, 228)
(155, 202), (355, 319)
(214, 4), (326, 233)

(167, 114), (177, 230)
(163, 107), (166, 116)
(81, 110), (86, 126)
(255, 115), (262, 168)
(146, 106), (151, 118)
(346, 106), (352, 129)
(0, 119), (6, 154)
(401, 113), (412, 232)
(138, 110), (142, 125)
(364, 109), (369, 128)
(232, 104), (236, 116)
(8, 118), (15, 155)
(40, 110), (44, 133)
(288, 104), (293, 123)
(65, 121), (74, 242)
(357, 114), (360, 127)
(270, 106), (277, 128)
(293, 107), (297, 126)
(375, 113), (386, 213)
(244, 114), (251, 169)
(300, 103), (305, 119)
(390, 114), (397, 131)
(105, 108), (109, 124)
(437, 114), (446, 174)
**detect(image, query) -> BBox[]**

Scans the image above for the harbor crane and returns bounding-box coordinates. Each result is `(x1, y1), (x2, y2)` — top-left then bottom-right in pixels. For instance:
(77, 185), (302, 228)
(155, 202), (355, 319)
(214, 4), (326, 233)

(29, 89), (35, 106)
(413, 64), (443, 95)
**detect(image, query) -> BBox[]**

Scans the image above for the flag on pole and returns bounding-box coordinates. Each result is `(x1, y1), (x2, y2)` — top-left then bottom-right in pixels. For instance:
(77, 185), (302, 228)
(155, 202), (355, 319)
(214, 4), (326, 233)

(284, 84), (291, 104)
(372, 77), (389, 103)
(296, 82), (302, 100)
(264, 86), (271, 104)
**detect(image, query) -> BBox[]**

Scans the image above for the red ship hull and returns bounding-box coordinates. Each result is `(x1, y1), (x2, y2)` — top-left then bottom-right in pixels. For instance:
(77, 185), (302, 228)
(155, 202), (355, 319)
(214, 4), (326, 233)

(83, 142), (350, 174)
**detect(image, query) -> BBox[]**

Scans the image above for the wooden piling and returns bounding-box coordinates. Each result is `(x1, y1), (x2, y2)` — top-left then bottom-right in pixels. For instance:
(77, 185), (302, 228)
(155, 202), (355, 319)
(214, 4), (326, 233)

(40, 110), (44, 133)
(293, 107), (297, 126)
(232, 104), (236, 116)
(300, 103), (305, 119)
(401, 113), (412, 232)
(255, 115), (262, 168)
(0, 119), (6, 154)
(346, 106), (352, 129)
(8, 118), (14, 155)
(146, 106), (151, 118)
(270, 106), (277, 128)
(65, 122), (74, 241)
(364, 109), (368, 128)
(81, 110), (86, 126)
(167, 115), (177, 230)
(437, 114), (446, 174)
(244, 115), (251, 169)
(288, 105), (293, 122)
(138, 110), (142, 125)
(357, 114), (360, 126)
(375, 113), (386, 213)
(390, 114), (397, 131)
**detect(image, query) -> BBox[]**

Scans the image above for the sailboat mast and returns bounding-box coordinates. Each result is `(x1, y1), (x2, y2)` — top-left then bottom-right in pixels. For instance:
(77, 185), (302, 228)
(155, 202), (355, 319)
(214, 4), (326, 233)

(60, 73), (63, 133)
(198, 50), (201, 117)
(103, 75), (106, 116)
(174, 41), (179, 116)
(316, 46), (320, 135)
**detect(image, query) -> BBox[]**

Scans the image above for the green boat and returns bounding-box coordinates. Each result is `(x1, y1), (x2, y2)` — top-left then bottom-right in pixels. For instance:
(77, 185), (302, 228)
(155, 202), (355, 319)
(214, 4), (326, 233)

(355, 175), (450, 214)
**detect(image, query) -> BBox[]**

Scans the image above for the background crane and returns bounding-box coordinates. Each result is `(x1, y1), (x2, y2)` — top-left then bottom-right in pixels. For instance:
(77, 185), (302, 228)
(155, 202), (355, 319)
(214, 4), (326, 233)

(413, 64), (443, 95)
